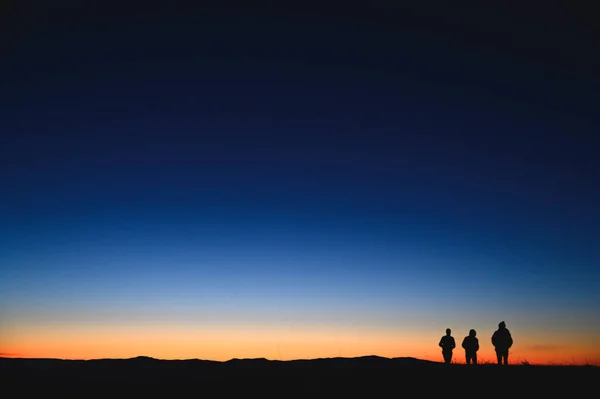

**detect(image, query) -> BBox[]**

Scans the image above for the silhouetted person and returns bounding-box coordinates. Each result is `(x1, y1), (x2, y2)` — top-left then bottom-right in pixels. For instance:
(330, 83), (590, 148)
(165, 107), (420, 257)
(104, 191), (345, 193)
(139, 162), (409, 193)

(462, 329), (479, 365)
(439, 328), (456, 364)
(491, 321), (513, 365)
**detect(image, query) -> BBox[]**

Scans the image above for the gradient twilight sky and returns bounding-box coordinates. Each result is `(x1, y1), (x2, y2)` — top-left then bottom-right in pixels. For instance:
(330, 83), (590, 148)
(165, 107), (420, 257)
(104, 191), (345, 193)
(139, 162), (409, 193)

(1, 3), (599, 364)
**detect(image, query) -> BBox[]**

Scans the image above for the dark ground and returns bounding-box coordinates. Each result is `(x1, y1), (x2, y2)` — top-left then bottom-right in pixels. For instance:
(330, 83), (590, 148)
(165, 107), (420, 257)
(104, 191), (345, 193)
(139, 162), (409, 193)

(2, 355), (598, 396)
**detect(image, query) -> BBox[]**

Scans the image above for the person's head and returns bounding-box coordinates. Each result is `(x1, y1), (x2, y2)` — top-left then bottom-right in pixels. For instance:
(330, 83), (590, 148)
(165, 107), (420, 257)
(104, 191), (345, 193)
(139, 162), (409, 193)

(446, 328), (451, 335)
(499, 321), (506, 329)
(469, 329), (476, 337)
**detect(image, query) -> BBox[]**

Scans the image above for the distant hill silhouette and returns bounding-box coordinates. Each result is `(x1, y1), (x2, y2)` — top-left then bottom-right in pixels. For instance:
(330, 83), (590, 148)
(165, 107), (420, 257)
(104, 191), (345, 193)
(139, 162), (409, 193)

(0, 354), (436, 369)
(2, 354), (597, 396)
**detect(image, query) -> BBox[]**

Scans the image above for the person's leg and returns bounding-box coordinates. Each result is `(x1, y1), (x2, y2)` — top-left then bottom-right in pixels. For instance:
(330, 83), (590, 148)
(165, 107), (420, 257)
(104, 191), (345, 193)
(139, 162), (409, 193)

(473, 353), (477, 365)
(496, 351), (502, 365)
(504, 351), (509, 365)
(465, 353), (470, 364)
(498, 351), (507, 365)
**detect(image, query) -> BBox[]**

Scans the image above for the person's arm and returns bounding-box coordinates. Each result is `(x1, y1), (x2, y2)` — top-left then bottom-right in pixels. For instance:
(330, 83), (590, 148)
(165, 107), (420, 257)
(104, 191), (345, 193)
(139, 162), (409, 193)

(461, 338), (467, 349)
(451, 337), (456, 349)
(475, 338), (479, 352)
(507, 331), (513, 348)
(491, 331), (497, 347)
(439, 337), (443, 348)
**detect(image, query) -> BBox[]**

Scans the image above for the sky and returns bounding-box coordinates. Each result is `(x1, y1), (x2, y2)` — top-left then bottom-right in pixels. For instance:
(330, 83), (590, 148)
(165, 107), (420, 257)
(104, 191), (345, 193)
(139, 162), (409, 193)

(1, 3), (599, 364)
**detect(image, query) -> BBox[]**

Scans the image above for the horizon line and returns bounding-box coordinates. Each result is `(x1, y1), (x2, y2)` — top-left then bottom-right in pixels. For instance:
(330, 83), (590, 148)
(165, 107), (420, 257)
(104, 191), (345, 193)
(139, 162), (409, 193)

(0, 354), (420, 362)
(1, 355), (597, 366)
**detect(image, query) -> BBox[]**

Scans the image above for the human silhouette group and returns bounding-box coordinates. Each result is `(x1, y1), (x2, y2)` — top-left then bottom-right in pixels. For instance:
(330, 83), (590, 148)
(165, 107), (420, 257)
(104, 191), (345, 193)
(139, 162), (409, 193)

(438, 321), (513, 365)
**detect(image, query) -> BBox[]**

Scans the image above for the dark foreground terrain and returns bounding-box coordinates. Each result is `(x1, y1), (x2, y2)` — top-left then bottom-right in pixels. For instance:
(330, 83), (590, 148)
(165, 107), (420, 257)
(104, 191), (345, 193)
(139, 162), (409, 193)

(2, 355), (598, 396)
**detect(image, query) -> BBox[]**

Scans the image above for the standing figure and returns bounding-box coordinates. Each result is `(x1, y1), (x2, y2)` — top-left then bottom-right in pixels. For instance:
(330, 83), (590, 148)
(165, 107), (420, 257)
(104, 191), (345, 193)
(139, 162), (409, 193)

(491, 321), (513, 365)
(462, 329), (479, 365)
(439, 328), (456, 364)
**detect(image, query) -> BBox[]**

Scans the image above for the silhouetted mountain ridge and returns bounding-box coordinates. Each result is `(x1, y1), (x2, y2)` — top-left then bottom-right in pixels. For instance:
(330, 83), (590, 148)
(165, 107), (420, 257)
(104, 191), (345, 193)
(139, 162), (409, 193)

(0, 354), (434, 366)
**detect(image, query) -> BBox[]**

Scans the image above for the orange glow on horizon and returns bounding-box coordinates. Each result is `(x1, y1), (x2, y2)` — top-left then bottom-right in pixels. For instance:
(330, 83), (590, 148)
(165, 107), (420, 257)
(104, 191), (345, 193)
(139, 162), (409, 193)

(2, 325), (598, 366)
